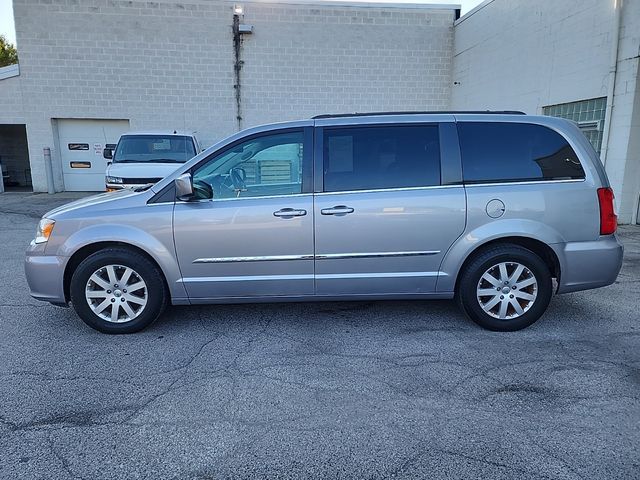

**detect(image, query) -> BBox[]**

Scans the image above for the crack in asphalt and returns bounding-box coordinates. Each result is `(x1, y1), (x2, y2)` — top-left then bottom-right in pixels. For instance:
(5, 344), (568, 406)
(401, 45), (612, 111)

(435, 448), (558, 479)
(0, 208), (42, 219)
(45, 435), (87, 480)
(3, 332), (638, 434)
(526, 433), (586, 480)
(0, 314), (279, 434)
(0, 303), (52, 308)
(383, 431), (561, 480)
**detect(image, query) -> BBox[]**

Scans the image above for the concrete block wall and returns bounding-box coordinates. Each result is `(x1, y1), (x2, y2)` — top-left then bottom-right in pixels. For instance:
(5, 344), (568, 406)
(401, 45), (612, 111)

(240, 3), (453, 127)
(8, 0), (455, 192)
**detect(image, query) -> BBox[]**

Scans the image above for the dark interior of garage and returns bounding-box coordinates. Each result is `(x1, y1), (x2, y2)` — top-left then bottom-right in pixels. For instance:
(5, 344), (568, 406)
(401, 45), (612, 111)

(0, 124), (32, 191)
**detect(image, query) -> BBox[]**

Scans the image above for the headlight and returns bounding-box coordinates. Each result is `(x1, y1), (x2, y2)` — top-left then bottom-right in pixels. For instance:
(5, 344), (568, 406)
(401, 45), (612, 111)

(34, 218), (55, 244)
(106, 176), (123, 184)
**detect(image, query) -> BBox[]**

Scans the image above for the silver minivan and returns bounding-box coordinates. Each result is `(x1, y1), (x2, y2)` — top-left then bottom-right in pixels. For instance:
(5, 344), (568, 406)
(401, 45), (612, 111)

(25, 112), (623, 333)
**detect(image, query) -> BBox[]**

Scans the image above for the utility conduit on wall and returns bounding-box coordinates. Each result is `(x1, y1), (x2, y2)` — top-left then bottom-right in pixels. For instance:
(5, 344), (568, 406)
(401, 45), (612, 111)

(232, 12), (244, 131)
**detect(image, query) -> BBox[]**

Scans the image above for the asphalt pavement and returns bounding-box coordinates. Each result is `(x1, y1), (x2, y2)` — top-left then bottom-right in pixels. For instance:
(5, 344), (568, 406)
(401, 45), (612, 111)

(0, 192), (638, 479)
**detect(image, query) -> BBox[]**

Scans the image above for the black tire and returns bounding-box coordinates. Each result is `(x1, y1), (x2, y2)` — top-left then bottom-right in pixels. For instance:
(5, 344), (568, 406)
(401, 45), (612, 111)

(70, 248), (168, 334)
(456, 244), (553, 332)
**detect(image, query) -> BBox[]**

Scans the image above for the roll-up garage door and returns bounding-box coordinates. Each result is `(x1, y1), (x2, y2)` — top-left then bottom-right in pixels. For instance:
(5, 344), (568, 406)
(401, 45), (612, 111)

(57, 119), (129, 191)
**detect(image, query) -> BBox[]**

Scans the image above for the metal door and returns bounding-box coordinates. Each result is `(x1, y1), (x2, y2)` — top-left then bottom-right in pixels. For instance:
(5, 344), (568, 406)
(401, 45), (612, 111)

(57, 119), (129, 191)
(173, 127), (314, 300)
(313, 121), (466, 296)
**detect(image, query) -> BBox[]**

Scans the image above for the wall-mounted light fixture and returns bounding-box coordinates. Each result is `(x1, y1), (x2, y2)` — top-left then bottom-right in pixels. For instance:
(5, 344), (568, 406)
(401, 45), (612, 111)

(233, 4), (253, 35)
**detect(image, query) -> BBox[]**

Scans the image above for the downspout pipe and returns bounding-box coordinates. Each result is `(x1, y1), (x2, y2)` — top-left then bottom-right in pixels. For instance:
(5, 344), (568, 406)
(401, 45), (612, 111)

(600, 0), (623, 168)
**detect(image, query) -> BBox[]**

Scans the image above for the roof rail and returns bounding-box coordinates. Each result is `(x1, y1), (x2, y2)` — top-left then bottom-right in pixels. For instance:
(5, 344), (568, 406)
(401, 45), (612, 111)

(312, 110), (527, 119)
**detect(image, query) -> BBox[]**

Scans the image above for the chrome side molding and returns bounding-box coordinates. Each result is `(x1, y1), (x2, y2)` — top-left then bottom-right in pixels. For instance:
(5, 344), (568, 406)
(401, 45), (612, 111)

(193, 250), (440, 264)
(193, 254), (314, 264)
(315, 251), (440, 260)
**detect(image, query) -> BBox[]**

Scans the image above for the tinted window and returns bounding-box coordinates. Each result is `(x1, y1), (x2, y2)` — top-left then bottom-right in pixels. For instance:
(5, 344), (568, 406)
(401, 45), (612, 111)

(113, 135), (196, 164)
(323, 125), (440, 192)
(458, 122), (585, 183)
(193, 131), (304, 200)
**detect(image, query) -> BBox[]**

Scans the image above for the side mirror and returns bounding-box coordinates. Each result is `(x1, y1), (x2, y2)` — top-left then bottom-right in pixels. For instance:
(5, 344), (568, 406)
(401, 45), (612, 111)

(103, 148), (113, 159)
(175, 173), (194, 201)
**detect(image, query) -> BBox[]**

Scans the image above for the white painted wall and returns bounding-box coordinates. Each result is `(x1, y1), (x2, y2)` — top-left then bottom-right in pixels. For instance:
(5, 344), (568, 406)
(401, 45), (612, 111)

(602, 1), (640, 225)
(451, 0), (640, 223)
(5, 0), (455, 193)
(451, 0), (614, 112)
(0, 73), (25, 125)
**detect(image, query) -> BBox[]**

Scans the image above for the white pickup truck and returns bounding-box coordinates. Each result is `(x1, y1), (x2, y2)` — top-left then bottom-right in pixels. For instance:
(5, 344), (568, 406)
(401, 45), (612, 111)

(104, 131), (201, 191)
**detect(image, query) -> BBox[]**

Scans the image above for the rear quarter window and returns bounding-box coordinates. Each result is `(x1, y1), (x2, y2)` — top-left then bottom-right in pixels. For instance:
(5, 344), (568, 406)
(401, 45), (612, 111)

(457, 122), (585, 183)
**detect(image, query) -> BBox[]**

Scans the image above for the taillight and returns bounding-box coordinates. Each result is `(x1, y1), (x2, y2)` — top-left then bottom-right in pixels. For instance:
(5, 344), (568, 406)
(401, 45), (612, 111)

(597, 187), (617, 235)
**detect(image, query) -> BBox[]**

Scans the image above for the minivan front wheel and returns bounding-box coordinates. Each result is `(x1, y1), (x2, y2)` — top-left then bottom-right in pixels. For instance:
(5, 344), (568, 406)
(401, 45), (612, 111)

(70, 248), (167, 333)
(457, 245), (552, 331)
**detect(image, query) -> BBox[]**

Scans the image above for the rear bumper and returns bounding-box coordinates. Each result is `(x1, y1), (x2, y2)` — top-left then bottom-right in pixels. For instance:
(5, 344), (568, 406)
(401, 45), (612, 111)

(553, 235), (624, 294)
(24, 250), (68, 305)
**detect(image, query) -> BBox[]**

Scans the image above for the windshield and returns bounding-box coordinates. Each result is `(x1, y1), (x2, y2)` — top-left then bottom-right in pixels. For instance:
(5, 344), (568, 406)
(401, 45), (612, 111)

(113, 135), (196, 163)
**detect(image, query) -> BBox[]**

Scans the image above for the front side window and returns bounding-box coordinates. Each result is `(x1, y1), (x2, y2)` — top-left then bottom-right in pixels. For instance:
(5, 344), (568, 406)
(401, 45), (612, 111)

(192, 130), (304, 200)
(113, 135), (196, 164)
(458, 122), (585, 183)
(323, 125), (441, 192)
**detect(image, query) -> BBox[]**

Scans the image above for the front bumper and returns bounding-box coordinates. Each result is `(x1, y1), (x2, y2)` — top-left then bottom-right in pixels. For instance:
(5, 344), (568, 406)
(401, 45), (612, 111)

(105, 183), (143, 192)
(25, 247), (68, 305)
(553, 235), (624, 294)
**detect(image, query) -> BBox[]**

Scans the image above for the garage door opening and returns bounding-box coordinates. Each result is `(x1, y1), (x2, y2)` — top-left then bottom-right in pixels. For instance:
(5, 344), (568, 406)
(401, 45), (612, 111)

(0, 124), (32, 192)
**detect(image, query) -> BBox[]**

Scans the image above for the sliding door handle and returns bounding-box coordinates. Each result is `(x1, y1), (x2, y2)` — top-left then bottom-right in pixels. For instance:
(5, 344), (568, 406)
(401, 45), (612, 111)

(274, 208), (307, 218)
(320, 205), (355, 216)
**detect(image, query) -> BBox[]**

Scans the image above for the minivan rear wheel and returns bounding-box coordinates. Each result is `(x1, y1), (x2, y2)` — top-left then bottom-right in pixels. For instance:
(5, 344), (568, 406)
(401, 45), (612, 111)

(69, 248), (167, 334)
(457, 244), (552, 331)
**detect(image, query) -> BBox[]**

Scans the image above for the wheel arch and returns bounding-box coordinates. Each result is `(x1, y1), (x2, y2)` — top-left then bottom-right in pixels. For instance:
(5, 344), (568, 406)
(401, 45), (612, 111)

(451, 236), (561, 295)
(437, 219), (564, 294)
(63, 241), (172, 303)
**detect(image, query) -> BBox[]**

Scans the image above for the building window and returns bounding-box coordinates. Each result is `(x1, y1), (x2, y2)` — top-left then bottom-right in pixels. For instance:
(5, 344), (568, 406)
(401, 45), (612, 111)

(543, 97), (606, 154)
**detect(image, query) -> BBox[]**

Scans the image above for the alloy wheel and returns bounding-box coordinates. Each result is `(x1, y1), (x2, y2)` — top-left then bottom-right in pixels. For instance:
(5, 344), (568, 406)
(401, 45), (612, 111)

(476, 262), (538, 320)
(85, 264), (148, 323)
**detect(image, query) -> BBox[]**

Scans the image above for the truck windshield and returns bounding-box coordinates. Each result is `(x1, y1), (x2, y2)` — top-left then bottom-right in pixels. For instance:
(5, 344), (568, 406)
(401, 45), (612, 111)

(113, 135), (196, 163)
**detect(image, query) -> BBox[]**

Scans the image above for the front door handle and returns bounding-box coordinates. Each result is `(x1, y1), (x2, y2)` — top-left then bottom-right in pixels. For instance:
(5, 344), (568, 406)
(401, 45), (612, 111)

(273, 208), (307, 218)
(321, 205), (355, 216)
